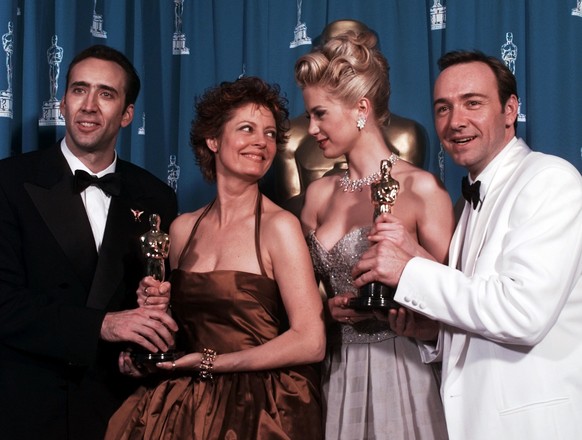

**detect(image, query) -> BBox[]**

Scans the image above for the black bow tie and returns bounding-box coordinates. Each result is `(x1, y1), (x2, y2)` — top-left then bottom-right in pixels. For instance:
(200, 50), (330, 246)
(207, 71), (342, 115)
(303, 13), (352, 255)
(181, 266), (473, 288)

(73, 169), (122, 197)
(462, 176), (481, 210)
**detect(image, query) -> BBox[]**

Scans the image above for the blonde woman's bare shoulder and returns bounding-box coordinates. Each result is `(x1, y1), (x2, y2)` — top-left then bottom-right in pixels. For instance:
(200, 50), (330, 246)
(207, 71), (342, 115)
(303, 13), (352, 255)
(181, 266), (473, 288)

(304, 174), (337, 204)
(300, 175), (337, 232)
(395, 160), (448, 196)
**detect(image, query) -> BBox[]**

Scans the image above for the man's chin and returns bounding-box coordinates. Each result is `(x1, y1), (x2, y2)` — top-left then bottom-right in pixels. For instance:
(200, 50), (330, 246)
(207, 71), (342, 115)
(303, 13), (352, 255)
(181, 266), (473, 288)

(447, 151), (472, 168)
(69, 141), (108, 156)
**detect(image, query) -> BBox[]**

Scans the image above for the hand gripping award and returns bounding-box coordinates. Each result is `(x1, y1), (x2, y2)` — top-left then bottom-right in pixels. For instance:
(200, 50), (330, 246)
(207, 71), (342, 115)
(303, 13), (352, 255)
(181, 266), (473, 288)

(133, 213), (177, 363)
(350, 158), (400, 310)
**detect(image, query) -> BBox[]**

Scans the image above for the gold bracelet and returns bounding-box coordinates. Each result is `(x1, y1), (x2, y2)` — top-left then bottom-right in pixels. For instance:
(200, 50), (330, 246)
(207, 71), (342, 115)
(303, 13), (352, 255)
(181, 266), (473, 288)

(199, 348), (217, 381)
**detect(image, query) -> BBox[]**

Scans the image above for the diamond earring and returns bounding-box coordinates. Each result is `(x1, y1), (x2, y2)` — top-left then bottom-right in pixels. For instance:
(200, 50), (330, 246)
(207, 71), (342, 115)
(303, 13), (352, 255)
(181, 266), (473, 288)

(356, 114), (367, 131)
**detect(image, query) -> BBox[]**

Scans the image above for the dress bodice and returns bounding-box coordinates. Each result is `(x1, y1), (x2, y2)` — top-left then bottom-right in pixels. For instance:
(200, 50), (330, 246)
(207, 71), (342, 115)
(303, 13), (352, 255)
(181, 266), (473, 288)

(170, 193), (288, 353)
(307, 227), (395, 345)
(170, 269), (284, 355)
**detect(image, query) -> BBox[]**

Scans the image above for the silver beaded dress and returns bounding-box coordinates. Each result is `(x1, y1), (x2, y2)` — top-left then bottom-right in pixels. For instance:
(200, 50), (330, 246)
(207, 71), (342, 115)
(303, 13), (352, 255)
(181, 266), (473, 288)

(307, 227), (448, 440)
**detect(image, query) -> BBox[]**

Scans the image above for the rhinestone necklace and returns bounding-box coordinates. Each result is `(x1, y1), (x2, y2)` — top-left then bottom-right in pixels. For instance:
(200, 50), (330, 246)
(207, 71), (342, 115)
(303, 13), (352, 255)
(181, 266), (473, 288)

(338, 153), (399, 192)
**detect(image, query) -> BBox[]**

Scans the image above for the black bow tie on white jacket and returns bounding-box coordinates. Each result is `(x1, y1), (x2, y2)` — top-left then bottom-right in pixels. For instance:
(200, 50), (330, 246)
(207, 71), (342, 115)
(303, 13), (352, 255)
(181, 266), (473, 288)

(462, 176), (481, 210)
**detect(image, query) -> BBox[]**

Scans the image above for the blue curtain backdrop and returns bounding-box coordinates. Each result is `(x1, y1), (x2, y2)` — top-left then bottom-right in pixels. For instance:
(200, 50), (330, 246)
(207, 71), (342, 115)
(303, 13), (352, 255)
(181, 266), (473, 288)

(0, 0), (580, 213)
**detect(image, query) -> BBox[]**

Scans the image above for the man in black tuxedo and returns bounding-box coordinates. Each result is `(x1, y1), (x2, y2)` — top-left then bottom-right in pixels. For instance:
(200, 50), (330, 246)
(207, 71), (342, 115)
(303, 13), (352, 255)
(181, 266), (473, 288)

(0, 45), (179, 439)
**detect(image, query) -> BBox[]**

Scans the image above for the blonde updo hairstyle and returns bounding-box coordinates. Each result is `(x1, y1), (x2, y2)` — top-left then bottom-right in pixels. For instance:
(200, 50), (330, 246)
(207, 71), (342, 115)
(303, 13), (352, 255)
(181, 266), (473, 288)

(294, 30), (391, 126)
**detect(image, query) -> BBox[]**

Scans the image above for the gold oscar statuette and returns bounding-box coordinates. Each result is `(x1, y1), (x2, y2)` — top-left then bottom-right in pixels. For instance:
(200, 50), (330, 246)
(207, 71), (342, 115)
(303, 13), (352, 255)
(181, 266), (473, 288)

(349, 159), (401, 310)
(132, 214), (178, 364)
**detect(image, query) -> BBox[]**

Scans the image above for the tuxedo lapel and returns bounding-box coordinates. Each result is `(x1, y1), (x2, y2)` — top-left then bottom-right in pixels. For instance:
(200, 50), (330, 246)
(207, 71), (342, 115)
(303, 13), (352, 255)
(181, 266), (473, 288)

(449, 204), (471, 271)
(24, 151), (98, 292)
(86, 162), (153, 309)
(463, 140), (531, 274)
(444, 204), (472, 382)
(86, 195), (134, 309)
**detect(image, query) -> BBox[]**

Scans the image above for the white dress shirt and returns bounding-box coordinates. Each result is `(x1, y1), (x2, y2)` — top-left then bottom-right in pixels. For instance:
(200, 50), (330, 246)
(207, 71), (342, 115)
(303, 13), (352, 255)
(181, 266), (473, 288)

(61, 140), (117, 252)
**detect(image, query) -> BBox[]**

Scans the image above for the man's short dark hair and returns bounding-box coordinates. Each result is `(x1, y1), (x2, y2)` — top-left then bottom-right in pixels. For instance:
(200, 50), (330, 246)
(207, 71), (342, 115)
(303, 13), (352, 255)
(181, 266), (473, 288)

(438, 50), (518, 129)
(65, 45), (140, 109)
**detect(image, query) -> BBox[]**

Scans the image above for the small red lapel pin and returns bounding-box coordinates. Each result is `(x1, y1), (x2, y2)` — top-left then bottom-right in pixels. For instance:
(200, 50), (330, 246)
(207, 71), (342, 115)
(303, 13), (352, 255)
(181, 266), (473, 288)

(131, 209), (144, 222)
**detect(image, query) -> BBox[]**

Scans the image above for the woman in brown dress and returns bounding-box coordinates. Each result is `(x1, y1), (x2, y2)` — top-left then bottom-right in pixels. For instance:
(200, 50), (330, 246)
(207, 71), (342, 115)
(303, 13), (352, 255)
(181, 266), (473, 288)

(106, 77), (325, 440)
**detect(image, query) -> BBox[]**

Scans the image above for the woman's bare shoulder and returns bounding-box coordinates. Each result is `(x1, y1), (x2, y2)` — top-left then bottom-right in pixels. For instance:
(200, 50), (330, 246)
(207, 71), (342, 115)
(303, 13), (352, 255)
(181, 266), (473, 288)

(169, 206), (208, 236)
(304, 175), (337, 203)
(261, 196), (302, 231)
(396, 160), (448, 196)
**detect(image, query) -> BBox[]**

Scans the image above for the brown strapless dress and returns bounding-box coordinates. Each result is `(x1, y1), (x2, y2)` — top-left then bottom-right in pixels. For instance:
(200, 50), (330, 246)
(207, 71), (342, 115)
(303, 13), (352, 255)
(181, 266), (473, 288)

(106, 195), (322, 440)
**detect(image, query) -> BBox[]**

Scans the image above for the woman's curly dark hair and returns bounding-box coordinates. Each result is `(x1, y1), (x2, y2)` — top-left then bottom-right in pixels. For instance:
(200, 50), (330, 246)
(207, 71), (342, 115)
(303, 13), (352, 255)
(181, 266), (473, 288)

(191, 76), (290, 182)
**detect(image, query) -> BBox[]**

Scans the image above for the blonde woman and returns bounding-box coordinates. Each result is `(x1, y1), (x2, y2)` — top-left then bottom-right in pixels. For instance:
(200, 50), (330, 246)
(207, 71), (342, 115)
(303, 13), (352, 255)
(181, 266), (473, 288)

(295, 31), (453, 439)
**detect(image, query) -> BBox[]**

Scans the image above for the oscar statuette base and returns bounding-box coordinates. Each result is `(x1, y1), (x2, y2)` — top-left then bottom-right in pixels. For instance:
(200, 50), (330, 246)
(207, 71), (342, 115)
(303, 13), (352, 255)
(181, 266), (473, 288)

(348, 282), (400, 311)
(131, 350), (181, 366)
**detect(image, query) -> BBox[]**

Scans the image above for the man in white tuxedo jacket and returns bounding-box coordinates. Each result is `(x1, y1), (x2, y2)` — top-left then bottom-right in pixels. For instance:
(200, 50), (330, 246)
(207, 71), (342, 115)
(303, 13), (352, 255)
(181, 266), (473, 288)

(353, 50), (582, 440)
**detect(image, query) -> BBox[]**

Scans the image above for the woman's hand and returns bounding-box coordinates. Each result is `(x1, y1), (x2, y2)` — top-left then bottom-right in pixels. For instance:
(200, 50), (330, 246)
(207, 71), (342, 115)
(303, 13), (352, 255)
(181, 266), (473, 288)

(137, 276), (171, 312)
(326, 293), (375, 325)
(156, 352), (203, 372)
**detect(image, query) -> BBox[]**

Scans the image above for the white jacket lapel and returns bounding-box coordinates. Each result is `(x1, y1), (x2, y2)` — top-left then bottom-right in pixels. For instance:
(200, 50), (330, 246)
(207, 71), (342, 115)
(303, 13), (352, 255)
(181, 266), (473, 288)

(463, 140), (531, 273)
(449, 205), (471, 271)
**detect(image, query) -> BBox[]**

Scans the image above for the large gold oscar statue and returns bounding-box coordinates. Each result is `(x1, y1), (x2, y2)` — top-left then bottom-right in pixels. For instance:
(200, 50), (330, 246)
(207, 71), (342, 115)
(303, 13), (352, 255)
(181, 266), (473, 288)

(349, 159), (400, 310)
(273, 19), (427, 216)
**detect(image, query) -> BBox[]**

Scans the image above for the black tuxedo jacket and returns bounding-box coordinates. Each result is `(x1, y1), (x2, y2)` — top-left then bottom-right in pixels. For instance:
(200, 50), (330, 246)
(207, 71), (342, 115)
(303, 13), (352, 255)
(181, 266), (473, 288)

(0, 145), (178, 440)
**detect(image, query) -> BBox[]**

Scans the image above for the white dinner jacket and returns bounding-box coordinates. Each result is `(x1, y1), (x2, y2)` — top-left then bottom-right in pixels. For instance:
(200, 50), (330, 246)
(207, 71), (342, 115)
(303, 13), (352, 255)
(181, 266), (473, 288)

(396, 138), (582, 440)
